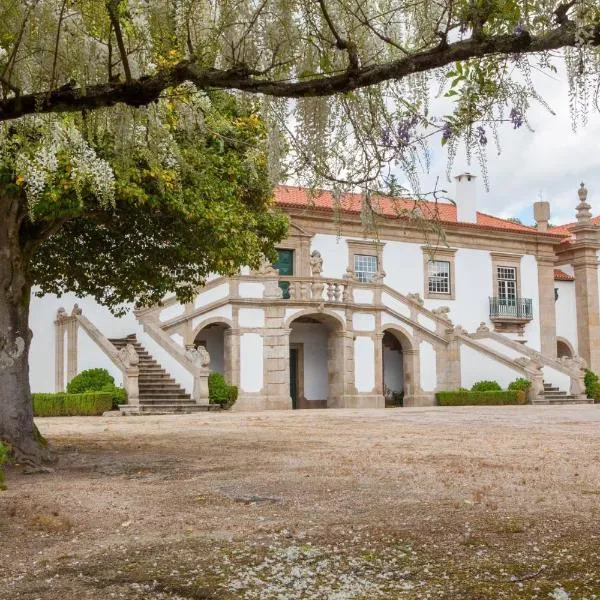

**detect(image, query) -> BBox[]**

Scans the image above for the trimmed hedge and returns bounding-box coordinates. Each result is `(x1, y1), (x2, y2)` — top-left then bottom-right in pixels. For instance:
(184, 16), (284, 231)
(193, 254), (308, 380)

(32, 392), (113, 417)
(508, 377), (532, 392)
(67, 368), (114, 394)
(437, 390), (527, 406)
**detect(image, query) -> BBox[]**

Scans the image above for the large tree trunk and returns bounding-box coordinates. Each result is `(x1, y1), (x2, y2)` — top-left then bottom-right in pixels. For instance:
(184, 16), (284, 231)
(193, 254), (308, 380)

(0, 195), (51, 466)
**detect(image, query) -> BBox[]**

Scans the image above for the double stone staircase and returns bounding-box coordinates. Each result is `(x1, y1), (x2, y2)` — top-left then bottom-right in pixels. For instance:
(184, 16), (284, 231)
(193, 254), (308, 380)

(109, 334), (220, 414)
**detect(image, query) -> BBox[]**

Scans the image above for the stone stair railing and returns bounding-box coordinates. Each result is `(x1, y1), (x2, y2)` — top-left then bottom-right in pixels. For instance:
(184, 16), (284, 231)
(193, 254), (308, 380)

(470, 323), (587, 400)
(283, 276), (351, 303)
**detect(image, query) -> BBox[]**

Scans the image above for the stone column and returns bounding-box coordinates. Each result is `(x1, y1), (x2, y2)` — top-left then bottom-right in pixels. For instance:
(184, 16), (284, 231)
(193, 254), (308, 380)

(224, 328), (240, 388)
(263, 304), (291, 409)
(572, 249), (600, 372)
(536, 256), (557, 359)
(66, 317), (78, 384)
(54, 310), (66, 392)
(373, 332), (384, 396)
(402, 348), (419, 405)
(436, 335), (461, 391)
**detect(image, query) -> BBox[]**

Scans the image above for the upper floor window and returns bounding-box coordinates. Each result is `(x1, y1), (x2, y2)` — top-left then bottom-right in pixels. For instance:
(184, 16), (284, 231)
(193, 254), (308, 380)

(497, 266), (517, 303)
(354, 254), (378, 283)
(428, 260), (451, 294)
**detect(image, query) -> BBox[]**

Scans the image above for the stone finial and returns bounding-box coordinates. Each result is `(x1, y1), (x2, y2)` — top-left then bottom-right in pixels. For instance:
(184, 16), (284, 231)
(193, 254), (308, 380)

(476, 321), (490, 333)
(71, 303), (82, 316)
(576, 182), (592, 222)
(343, 267), (357, 281)
(432, 306), (452, 322)
(257, 254), (278, 276)
(56, 307), (67, 321)
(310, 250), (323, 276)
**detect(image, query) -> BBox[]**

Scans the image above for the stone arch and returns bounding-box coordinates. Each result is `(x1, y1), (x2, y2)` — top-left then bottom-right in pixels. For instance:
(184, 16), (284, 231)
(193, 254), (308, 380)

(191, 316), (234, 342)
(381, 326), (418, 406)
(193, 319), (233, 378)
(284, 308), (346, 331)
(557, 337), (575, 359)
(288, 311), (345, 408)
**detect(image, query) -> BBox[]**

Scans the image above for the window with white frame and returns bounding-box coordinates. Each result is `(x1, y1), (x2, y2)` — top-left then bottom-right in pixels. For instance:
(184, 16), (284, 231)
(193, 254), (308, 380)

(428, 260), (451, 294)
(354, 254), (378, 283)
(497, 266), (517, 304)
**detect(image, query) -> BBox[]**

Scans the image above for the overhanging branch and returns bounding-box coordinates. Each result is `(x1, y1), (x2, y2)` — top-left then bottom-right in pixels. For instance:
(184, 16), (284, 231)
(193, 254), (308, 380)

(0, 21), (598, 122)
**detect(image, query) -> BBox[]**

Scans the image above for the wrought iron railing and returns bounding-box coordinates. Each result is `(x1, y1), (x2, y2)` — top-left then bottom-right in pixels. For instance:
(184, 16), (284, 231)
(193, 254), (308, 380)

(489, 297), (533, 320)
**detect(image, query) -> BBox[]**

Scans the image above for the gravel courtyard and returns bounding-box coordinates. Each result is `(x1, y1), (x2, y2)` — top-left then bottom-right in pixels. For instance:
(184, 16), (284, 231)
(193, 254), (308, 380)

(1, 406), (600, 599)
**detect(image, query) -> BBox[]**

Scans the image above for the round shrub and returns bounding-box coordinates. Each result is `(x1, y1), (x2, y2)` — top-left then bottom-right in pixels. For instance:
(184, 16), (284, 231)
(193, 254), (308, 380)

(471, 380), (502, 392)
(67, 368), (114, 394)
(508, 378), (532, 392)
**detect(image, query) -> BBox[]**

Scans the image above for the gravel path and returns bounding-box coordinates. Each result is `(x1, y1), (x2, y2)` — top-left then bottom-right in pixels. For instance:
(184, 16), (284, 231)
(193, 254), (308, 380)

(1, 406), (599, 599)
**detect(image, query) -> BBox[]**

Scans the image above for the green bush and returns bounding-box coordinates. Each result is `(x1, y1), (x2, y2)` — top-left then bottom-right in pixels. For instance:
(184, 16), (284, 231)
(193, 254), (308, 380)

(32, 392), (113, 417)
(437, 390), (526, 406)
(471, 380), (502, 392)
(508, 378), (532, 392)
(0, 442), (9, 491)
(584, 369), (599, 399)
(589, 381), (600, 403)
(67, 368), (114, 394)
(101, 383), (127, 409)
(208, 372), (238, 408)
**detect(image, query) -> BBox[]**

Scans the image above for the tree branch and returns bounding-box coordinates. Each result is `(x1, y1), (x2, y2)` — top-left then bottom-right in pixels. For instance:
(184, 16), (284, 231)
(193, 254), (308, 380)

(106, 0), (132, 83)
(0, 20), (598, 122)
(317, 0), (360, 72)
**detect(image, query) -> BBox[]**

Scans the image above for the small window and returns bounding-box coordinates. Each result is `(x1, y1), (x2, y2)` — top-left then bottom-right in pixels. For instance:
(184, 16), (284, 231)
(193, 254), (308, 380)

(354, 254), (378, 283)
(428, 260), (451, 294)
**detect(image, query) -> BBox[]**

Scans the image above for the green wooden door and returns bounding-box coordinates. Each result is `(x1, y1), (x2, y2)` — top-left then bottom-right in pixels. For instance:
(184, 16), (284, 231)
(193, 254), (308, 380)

(274, 249), (294, 299)
(289, 348), (298, 409)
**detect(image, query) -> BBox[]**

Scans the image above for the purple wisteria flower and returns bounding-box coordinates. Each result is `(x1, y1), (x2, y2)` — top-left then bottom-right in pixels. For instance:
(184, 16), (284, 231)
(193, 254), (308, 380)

(509, 107), (524, 129)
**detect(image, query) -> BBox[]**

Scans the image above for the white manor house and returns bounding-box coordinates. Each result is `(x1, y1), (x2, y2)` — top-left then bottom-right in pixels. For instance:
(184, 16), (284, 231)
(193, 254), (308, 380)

(29, 174), (600, 411)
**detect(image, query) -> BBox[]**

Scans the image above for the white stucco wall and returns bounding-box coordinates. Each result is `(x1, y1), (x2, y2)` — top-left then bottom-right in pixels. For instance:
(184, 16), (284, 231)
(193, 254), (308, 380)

(238, 308), (265, 328)
(555, 280), (578, 352)
(352, 312), (375, 332)
(289, 323), (329, 400)
(459, 345), (522, 389)
(354, 336), (375, 392)
(194, 283), (229, 308)
(311, 234), (348, 279)
(419, 341), (437, 392)
(240, 333), (263, 393)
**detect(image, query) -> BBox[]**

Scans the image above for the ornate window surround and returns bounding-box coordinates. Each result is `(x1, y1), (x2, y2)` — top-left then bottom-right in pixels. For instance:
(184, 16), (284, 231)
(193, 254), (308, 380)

(275, 223), (313, 277)
(422, 246), (457, 300)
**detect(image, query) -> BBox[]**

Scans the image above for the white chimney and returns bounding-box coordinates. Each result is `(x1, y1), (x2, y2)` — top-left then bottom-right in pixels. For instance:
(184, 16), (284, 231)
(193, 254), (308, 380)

(454, 172), (477, 223)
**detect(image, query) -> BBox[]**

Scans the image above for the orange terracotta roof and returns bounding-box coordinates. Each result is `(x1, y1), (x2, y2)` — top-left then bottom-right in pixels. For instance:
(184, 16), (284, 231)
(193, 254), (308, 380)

(274, 185), (563, 236)
(554, 269), (575, 281)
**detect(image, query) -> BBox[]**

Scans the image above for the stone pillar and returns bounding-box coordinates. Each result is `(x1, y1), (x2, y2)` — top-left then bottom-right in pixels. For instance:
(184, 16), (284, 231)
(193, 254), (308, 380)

(402, 348), (419, 405)
(263, 305), (291, 409)
(54, 310), (66, 392)
(66, 318), (78, 384)
(224, 328), (240, 388)
(572, 250), (600, 372)
(537, 256), (558, 359)
(436, 335), (461, 391)
(373, 332), (384, 396)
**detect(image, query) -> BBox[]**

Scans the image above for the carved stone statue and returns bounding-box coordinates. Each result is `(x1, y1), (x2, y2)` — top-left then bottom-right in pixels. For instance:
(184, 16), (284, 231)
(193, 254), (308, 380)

(187, 345), (211, 368)
(432, 306), (452, 321)
(56, 307), (67, 321)
(71, 303), (83, 316)
(475, 321), (490, 333)
(310, 250), (323, 276)
(257, 254), (278, 276)
(118, 343), (139, 368)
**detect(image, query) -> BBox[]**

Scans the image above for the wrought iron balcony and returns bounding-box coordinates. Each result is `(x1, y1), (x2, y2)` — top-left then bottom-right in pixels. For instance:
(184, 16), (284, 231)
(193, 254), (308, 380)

(489, 297), (533, 321)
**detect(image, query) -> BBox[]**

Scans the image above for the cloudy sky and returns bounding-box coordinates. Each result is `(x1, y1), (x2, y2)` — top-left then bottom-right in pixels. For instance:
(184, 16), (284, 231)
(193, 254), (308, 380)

(413, 62), (600, 226)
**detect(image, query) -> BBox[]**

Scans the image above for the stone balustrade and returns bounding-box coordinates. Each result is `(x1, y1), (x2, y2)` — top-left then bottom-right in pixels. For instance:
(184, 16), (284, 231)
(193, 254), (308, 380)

(283, 277), (351, 303)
